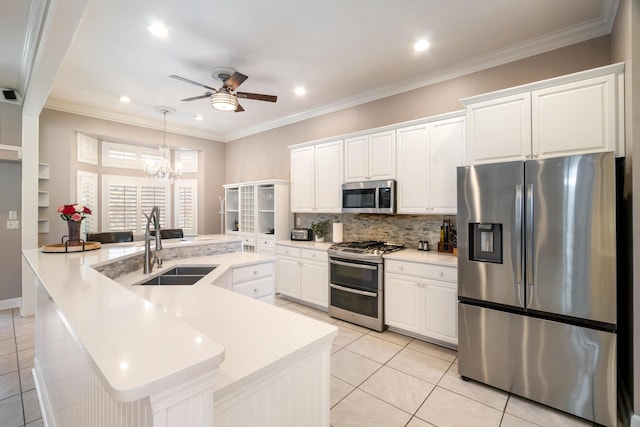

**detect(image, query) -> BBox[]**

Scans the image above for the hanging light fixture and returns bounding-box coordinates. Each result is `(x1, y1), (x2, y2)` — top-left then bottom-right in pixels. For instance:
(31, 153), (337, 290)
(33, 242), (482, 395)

(144, 107), (183, 183)
(210, 89), (238, 111)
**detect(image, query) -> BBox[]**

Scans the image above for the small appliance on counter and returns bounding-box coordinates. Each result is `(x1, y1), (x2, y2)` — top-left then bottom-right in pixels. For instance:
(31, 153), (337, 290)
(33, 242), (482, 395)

(290, 228), (313, 241)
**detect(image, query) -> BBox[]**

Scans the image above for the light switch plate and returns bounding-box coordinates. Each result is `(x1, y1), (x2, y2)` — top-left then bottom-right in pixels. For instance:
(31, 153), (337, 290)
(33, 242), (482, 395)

(9, 211), (17, 220)
(7, 220), (19, 229)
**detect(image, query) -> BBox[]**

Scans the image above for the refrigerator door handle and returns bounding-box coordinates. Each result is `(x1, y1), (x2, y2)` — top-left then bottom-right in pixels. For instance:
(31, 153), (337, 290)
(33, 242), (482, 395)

(525, 184), (534, 306)
(515, 185), (523, 287)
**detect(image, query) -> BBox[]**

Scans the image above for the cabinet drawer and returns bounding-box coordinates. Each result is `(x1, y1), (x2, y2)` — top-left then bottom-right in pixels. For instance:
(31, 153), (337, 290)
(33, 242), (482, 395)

(385, 260), (457, 283)
(277, 245), (301, 258)
(301, 248), (327, 263)
(233, 262), (274, 284)
(233, 277), (273, 299)
(258, 238), (276, 249)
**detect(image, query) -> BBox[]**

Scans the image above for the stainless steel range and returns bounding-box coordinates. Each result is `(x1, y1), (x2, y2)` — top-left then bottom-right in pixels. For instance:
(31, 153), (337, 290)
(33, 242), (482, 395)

(328, 241), (404, 331)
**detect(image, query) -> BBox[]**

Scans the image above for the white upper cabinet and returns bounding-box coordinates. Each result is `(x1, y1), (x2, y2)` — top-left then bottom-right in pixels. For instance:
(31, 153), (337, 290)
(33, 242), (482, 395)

(396, 114), (465, 214)
(429, 116), (465, 213)
(462, 63), (624, 164)
(532, 74), (617, 158)
(465, 93), (531, 164)
(290, 146), (315, 212)
(290, 140), (343, 213)
(344, 130), (395, 182)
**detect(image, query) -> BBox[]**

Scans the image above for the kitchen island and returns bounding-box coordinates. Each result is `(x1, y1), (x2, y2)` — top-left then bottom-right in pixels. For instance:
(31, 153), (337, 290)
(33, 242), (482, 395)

(23, 235), (337, 427)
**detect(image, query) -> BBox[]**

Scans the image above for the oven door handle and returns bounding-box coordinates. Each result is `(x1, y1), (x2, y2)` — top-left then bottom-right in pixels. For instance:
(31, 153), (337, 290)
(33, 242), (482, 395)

(330, 283), (378, 297)
(329, 259), (378, 270)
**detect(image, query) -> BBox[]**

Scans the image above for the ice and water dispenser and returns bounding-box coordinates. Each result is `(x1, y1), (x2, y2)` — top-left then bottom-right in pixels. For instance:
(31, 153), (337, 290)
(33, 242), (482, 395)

(469, 223), (503, 263)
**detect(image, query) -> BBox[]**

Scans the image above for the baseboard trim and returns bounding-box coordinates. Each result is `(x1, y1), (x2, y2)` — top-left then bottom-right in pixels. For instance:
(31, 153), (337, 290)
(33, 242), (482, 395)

(0, 297), (21, 311)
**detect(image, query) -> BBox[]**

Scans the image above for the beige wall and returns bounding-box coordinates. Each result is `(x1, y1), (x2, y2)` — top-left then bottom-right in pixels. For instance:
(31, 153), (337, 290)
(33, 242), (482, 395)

(225, 35), (611, 184)
(0, 103), (23, 300)
(39, 109), (226, 245)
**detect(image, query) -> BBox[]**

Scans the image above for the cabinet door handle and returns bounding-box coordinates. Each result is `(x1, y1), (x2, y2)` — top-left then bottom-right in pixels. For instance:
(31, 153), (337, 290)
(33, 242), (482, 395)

(438, 271), (444, 276)
(253, 270), (259, 275)
(254, 288), (259, 293)
(399, 265), (404, 270)
(533, 153), (539, 158)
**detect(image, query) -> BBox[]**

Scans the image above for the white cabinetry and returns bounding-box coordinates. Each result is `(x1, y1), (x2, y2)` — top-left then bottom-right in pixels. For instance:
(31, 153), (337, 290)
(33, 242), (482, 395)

(224, 180), (292, 253)
(396, 113), (465, 214)
(232, 261), (275, 303)
(462, 63), (624, 164)
(290, 140), (343, 213)
(385, 258), (458, 346)
(276, 244), (329, 309)
(344, 130), (395, 182)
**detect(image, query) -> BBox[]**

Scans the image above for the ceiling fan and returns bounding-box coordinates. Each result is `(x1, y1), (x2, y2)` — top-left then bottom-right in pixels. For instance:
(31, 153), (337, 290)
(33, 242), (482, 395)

(170, 70), (277, 112)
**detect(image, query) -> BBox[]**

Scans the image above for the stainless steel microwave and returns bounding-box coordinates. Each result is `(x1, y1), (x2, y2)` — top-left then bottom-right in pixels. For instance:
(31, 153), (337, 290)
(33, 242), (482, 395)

(342, 180), (396, 214)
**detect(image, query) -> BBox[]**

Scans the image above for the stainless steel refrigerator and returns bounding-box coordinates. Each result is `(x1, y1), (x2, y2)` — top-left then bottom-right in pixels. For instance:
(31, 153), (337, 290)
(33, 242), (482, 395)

(457, 152), (617, 426)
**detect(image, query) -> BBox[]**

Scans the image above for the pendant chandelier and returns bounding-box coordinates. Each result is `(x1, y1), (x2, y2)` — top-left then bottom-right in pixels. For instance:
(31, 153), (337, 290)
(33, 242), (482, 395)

(144, 107), (182, 183)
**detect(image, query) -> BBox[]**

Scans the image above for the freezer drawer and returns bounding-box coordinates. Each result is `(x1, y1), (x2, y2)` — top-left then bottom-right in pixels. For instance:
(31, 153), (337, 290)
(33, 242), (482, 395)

(458, 303), (616, 426)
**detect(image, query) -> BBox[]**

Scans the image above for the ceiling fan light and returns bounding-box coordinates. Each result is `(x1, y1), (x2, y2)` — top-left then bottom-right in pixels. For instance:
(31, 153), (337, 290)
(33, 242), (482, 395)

(210, 92), (238, 111)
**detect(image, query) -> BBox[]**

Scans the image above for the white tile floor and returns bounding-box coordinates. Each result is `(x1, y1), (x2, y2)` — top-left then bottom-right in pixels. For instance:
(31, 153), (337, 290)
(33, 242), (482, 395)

(0, 308), (42, 427)
(0, 299), (601, 427)
(274, 295), (598, 427)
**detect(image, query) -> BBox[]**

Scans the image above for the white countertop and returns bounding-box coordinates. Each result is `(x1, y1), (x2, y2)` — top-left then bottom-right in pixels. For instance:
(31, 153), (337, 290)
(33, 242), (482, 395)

(384, 248), (458, 266)
(23, 235), (337, 401)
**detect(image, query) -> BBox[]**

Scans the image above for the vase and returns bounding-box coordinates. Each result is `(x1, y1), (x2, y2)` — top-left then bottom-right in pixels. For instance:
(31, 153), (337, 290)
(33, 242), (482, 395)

(314, 236), (325, 242)
(66, 220), (83, 245)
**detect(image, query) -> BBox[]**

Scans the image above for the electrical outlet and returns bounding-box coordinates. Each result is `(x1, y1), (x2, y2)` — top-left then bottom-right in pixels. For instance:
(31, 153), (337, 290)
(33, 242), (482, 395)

(296, 217), (301, 226)
(7, 220), (19, 229)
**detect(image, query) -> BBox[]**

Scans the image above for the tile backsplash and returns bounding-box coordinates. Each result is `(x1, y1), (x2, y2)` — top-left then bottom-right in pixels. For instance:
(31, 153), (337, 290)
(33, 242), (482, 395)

(295, 213), (456, 250)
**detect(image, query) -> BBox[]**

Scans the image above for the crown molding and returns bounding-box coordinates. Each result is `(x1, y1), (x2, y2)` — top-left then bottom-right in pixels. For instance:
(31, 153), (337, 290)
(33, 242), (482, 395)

(45, 1), (620, 144)
(225, 1), (619, 142)
(44, 98), (226, 142)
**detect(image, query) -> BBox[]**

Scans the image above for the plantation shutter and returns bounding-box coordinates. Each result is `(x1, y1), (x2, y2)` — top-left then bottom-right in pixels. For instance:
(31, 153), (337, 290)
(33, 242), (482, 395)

(174, 179), (197, 235)
(102, 175), (170, 232)
(140, 185), (168, 230)
(77, 171), (98, 237)
(106, 182), (138, 231)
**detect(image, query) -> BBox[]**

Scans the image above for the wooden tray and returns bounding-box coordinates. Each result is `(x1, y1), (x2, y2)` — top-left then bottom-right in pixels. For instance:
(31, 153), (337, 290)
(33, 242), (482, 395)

(42, 242), (101, 253)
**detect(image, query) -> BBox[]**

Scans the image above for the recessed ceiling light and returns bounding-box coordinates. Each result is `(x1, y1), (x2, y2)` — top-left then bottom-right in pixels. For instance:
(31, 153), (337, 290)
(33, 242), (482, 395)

(148, 22), (168, 38)
(118, 95), (130, 104)
(294, 87), (306, 96)
(413, 39), (430, 52)
(194, 115), (204, 121)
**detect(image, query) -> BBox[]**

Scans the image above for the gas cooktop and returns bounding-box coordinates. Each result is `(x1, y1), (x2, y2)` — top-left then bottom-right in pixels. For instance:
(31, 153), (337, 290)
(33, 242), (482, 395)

(328, 241), (405, 258)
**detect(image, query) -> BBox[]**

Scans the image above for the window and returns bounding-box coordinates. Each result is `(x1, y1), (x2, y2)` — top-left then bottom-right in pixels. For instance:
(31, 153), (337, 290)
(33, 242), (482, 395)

(174, 179), (197, 235)
(77, 171), (98, 236)
(101, 175), (171, 233)
(175, 150), (198, 173)
(101, 140), (164, 170)
(77, 133), (98, 165)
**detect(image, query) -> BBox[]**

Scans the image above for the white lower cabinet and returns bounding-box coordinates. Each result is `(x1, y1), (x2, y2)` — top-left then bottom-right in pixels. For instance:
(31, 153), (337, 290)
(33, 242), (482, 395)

(276, 245), (329, 309)
(231, 261), (275, 303)
(385, 259), (458, 346)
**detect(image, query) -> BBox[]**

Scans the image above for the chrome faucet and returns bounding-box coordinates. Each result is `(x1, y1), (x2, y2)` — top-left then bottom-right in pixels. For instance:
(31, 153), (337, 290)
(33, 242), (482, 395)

(143, 206), (163, 274)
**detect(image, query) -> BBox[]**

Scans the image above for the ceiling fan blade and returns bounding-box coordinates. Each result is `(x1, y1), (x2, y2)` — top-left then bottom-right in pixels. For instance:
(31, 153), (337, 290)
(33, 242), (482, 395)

(180, 92), (213, 102)
(235, 103), (245, 113)
(226, 72), (248, 90)
(170, 75), (217, 91)
(237, 92), (277, 103)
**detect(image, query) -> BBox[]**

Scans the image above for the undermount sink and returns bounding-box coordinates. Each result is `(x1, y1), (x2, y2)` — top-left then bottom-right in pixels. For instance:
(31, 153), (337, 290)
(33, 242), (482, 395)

(161, 265), (217, 276)
(138, 275), (205, 286)
(135, 265), (218, 286)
